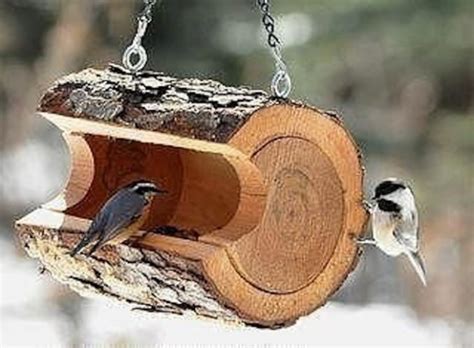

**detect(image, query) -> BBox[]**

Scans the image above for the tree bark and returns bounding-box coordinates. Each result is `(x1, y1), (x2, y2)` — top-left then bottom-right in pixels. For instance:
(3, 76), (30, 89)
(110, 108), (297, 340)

(17, 211), (243, 324)
(16, 65), (368, 328)
(38, 64), (273, 143)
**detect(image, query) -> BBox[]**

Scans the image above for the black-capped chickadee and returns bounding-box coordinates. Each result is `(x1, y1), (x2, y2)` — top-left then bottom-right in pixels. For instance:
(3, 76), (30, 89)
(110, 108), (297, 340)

(70, 180), (166, 256)
(358, 178), (427, 286)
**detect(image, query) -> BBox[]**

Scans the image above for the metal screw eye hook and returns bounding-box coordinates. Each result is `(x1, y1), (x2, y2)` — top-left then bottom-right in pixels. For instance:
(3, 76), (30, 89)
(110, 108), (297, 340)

(123, 45), (148, 73)
(122, 0), (158, 73)
(272, 69), (291, 99)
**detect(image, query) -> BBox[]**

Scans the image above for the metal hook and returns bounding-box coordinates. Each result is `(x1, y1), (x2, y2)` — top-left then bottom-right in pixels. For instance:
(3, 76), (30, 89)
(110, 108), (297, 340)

(122, 44), (148, 73)
(122, 1), (158, 73)
(272, 69), (291, 98)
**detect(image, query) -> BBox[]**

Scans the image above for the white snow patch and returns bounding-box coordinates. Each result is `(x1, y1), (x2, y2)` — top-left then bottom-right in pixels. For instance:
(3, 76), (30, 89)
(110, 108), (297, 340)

(78, 300), (453, 346)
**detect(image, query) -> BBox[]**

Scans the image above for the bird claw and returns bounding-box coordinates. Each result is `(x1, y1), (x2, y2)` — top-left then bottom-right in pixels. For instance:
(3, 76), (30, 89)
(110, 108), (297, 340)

(349, 233), (375, 246)
(363, 200), (374, 213)
(130, 230), (153, 246)
(356, 237), (376, 246)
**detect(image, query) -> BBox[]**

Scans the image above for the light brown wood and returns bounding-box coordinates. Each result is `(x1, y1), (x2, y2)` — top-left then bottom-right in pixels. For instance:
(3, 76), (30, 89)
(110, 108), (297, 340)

(15, 67), (368, 328)
(168, 150), (264, 235)
(230, 137), (344, 293)
(198, 104), (367, 325)
(43, 134), (94, 211)
(40, 112), (246, 159)
(44, 123), (267, 238)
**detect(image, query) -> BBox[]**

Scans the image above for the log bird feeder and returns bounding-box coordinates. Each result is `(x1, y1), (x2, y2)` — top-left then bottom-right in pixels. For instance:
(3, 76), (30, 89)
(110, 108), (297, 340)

(15, 64), (367, 327)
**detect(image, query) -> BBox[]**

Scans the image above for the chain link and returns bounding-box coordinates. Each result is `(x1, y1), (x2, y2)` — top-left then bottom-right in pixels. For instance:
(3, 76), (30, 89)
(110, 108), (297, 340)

(139, 0), (157, 22)
(122, 0), (291, 94)
(256, 0), (291, 98)
(122, 0), (159, 73)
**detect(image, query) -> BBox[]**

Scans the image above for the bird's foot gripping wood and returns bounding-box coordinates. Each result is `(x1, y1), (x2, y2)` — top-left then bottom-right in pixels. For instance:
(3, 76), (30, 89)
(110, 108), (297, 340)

(355, 238), (377, 246)
(363, 200), (375, 213)
(15, 65), (368, 327)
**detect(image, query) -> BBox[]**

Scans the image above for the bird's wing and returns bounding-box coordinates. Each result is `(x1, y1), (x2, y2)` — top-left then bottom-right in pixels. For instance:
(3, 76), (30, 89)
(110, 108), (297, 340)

(393, 210), (419, 252)
(99, 190), (146, 244)
(70, 205), (108, 256)
(71, 190), (147, 256)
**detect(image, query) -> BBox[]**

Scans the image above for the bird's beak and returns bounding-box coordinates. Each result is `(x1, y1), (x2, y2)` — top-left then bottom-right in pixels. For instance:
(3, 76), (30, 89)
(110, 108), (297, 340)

(155, 188), (168, 194)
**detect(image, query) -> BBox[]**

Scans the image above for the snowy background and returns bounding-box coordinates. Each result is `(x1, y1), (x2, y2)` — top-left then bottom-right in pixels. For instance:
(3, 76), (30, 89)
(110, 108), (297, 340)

(1, 0), (472, 347)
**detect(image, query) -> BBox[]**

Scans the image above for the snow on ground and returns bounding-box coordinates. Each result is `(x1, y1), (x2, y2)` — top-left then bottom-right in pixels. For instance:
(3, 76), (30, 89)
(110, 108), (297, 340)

(80, 300), (454, 347)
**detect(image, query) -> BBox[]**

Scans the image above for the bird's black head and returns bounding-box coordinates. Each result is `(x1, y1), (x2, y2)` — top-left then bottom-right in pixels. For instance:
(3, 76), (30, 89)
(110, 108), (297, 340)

(127, 180), (167, 196)
(373, 178), (406, 200)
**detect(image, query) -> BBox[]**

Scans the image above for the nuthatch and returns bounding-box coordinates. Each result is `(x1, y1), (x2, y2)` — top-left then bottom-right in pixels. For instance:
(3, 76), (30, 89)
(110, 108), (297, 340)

(70, 180), (166, 256)
(358, 178), (427, 286)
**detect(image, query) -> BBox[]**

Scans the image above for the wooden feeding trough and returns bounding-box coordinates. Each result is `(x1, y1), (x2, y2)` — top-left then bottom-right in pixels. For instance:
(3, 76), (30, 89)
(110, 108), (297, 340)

(15, 64), (367, 328)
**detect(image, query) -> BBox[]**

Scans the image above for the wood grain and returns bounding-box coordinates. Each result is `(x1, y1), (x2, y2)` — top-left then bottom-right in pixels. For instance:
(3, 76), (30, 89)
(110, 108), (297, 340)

(15, 67), (368, 327)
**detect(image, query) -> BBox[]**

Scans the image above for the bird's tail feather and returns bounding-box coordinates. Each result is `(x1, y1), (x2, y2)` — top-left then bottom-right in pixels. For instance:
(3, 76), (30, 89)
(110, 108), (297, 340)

(406, 251), (427, 286)
(87, 236), (106, 256)
(70, 232), (97, 257)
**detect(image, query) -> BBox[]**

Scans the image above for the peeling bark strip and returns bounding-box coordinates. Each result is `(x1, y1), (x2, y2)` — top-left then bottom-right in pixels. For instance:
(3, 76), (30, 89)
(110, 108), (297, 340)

(16, 223), (242, 324)
(38, 64), (270, 143)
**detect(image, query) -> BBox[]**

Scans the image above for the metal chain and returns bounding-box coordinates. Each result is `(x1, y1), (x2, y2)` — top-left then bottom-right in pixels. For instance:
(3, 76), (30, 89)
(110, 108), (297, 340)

(122, 0), (159, 73)
(256, 0), (291, 98)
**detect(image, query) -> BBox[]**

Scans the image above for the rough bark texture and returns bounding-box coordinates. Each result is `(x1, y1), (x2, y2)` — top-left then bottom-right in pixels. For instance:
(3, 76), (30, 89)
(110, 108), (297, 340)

(16, 223), (242, 325)
(21, 66), (367, 328)
(38, 64), (271, 143)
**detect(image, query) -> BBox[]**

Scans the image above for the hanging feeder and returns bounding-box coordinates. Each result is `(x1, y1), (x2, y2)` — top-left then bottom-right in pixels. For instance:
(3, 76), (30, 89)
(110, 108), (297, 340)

(15, 1), (367, 328)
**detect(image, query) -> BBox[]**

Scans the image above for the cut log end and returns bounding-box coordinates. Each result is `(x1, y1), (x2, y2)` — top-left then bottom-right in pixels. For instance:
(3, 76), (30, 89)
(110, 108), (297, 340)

(15, 66), (368, 328)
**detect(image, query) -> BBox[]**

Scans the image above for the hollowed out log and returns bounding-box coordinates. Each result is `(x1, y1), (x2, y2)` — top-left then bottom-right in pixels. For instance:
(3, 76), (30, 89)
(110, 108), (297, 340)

(15, 64), (368, 328)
